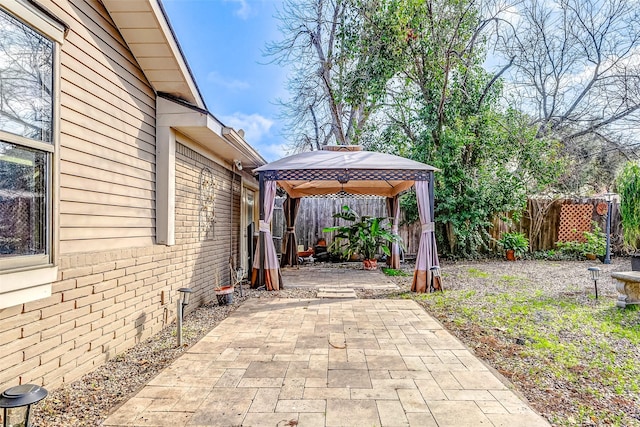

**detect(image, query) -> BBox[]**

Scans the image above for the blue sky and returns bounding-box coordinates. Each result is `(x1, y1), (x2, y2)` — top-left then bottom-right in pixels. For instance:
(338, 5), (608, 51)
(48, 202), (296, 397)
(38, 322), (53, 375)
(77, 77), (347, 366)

(162, 0), (288, 162)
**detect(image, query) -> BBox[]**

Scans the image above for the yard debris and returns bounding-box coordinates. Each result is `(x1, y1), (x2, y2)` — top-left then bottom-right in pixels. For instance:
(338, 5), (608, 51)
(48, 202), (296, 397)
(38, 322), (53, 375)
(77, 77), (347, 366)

(328, 339), (347, 349)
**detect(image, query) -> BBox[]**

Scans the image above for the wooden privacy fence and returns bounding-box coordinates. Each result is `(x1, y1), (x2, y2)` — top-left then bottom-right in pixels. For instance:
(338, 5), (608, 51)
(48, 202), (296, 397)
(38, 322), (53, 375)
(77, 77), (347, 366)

(273, 196), (426, 256)
(272, 196), (623, 256)
(272, 197), (387, 253)
(491, 198), (622, 253)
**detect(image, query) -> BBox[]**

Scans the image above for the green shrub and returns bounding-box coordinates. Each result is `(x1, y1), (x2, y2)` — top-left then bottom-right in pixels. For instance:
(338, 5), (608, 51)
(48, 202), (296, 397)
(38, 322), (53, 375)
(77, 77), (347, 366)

(616, 161), (640, 251)
(583, 222), (606, 256)
(556, 222), (606, 258)
(322, 205), (402, 261)
(496, 232), (529, 257)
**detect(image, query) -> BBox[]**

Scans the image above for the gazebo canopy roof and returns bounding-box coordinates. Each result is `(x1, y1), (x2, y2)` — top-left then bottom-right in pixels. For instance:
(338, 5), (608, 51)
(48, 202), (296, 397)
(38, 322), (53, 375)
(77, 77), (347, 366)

(254, 148), (438, 198)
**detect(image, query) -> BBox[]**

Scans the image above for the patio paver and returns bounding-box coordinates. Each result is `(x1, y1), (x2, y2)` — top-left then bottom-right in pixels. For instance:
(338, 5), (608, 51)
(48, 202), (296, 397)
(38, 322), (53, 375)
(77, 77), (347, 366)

(102, 298), (549, 426)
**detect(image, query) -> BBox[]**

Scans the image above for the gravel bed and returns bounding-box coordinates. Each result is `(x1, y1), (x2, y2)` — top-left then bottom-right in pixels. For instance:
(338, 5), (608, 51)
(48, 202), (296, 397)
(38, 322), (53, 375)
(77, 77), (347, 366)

(31, 259), (638, 426)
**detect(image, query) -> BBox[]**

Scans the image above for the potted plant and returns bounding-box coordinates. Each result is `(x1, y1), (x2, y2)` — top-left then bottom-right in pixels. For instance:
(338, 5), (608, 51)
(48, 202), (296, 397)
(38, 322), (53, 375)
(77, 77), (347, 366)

(212, 269), (234, 305)
(582, 222), (606, 260)
(616, 161), (640, 270)
(322, 205), (402, 270)
(496, 232), (529, 261)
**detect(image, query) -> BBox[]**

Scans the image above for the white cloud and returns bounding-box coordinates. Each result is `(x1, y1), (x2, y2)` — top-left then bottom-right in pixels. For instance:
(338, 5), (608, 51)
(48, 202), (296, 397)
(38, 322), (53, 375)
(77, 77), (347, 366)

(221, 113), (289, 161)
(259, 142), (289, 161)
(207, 71), (250, 91)
(222, 112), (273, 144)
(224, 0), (251, 19)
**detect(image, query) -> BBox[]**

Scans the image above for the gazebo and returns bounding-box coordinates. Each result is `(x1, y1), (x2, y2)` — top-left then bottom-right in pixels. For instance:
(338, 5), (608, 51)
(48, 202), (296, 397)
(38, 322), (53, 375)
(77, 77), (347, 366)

(250, 146), (439, 293)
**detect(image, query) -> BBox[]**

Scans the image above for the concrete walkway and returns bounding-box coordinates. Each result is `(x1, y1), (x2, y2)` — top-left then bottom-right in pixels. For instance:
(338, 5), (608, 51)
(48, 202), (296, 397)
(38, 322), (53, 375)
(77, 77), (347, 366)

(103, 298), (549, 426)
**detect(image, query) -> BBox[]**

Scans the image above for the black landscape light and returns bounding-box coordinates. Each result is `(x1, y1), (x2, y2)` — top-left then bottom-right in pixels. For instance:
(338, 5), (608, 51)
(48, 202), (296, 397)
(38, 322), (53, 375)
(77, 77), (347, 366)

(0, 384), (47, 427)
(588, 267), (601, 299)
(178, 287), (193, 312)
(430, 265), (442, 292)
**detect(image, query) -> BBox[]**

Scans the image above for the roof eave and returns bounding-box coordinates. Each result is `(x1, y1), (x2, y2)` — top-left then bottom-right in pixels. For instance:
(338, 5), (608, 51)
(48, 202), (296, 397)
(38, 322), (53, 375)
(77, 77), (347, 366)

(102, 0), (206, 109)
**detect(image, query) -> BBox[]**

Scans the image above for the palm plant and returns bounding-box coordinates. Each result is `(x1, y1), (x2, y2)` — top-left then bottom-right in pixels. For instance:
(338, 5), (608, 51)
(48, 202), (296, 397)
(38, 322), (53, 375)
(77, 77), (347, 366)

(323, 205), (402, 263)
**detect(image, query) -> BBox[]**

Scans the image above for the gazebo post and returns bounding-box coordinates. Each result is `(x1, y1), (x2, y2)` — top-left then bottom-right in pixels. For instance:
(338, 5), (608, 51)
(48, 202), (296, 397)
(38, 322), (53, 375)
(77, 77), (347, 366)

(258, 171), (265, 287)
(429, 171), (435, 223)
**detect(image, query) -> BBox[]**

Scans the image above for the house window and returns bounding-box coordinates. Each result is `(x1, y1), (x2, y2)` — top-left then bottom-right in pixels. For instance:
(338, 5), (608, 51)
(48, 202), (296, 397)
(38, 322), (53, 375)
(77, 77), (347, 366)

(0, 2), (64, 308)
(0, 7), (53, 270)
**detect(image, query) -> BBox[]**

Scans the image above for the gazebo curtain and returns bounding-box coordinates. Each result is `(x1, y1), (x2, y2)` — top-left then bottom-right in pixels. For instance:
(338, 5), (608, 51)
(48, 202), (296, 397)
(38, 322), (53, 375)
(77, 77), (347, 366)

(251, 180), (282, 290)
(280, 197), (300, 267)
(386, 196), (401, 269)
(411, 180), (439, 293)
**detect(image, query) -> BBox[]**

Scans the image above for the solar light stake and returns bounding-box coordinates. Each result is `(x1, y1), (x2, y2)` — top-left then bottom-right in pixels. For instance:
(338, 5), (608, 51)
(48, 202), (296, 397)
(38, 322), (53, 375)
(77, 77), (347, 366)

(176, 288), (193, 347)
(430, 266), (442, 292)
(588, 267), (601, 299)
(0, 384), (47, 427)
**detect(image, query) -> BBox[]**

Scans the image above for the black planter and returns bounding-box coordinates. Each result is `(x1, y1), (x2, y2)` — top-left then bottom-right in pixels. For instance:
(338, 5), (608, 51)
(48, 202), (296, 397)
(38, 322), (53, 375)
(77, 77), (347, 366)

(632, 254), (640, 271)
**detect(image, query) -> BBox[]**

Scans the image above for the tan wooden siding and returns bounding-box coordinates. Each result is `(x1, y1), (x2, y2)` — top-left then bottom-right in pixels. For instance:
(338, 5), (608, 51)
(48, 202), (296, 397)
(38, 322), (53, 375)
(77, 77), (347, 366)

(61, 42), (155, 112)
(60, 175), (154, 200)
(61, 129), (155, 170)
(60, 159), (154, 191)
(58, 237), (154, 253)
(42, 0), (158, 254)
(61, 73), (154, 136)
(60, 148), (154, 182)
(51, 0), (154, 101)
(60, 201), (155, 218)
(59, 214), (155, 228)
(60, 188), (154, 210)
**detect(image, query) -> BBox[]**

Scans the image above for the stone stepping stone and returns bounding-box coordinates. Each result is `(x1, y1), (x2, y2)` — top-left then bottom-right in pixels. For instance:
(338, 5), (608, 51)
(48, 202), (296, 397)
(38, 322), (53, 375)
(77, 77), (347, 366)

(317, 288), (357, 299)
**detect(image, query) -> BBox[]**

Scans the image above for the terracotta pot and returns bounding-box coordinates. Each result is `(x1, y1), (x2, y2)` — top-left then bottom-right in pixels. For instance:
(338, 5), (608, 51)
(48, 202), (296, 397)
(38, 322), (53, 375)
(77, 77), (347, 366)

(505, 249), (516, 261)
(214, 286), (234, 305)
(363, 259), (378, 270)
(585, 253), (597, 260)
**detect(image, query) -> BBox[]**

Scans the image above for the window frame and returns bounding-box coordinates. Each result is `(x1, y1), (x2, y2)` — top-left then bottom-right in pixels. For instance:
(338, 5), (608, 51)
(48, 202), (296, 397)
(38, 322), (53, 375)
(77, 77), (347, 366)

(0, 0), (65, 308)
(0, 137), (52, 271)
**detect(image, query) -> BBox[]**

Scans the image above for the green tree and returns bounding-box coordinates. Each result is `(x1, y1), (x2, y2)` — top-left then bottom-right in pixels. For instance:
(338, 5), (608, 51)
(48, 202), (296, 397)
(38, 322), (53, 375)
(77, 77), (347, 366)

(266, 0), (405, 150)
(371, 0), (565, 255)
(616, 161), (640, 250)
(270, 0), (567, 256)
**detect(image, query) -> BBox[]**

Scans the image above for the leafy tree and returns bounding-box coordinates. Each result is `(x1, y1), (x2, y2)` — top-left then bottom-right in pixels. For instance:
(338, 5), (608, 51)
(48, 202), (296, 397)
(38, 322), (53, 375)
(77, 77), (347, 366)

(493, 0), (640, 192)
(270, 0), (566, 256)
(616, 161), (640, 250)
(372, 0), (565, 255)
(266, 0), (404, 150)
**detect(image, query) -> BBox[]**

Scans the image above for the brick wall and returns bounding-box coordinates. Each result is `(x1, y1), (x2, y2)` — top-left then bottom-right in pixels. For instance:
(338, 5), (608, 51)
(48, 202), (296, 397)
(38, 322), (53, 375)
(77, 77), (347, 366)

(0, 143), (241, 392)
